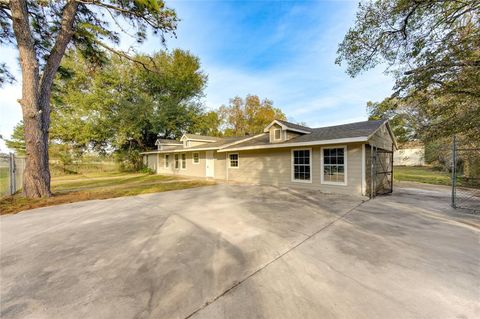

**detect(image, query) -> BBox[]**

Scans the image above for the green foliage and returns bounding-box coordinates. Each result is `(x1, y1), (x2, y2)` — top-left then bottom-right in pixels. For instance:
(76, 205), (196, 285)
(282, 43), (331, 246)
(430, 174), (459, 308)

(337, 0), (480, 140)
(367, 98), (417, 144)
(191, 111), (223, 137)
(219, 95), (286, 136)
(0, 0), (178, 85)
(50, 48), (207, 167)
(5, 122), (25, 155)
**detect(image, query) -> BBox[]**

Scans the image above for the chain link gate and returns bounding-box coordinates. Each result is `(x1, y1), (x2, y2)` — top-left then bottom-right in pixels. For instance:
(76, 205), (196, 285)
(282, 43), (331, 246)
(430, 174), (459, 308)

(0, 153), (26, 196)
(370, 146), (394, 198)
(451, 136), (480, 213)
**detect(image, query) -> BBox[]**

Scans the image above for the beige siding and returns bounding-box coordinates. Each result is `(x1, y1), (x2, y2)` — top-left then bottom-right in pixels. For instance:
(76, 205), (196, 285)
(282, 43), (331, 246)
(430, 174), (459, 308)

(224, 143), (364, 196)
(286, 131), (301, 141)
(214, 152), (226, 180)
(144, 154), (158, 172)
(156, 151), (206, 178)
(147, 142), (372, 196)
(369, 124), (393, 151)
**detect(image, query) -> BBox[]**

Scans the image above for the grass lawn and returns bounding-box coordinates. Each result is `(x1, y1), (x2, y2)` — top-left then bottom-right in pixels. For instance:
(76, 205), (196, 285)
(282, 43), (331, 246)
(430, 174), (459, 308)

(394, 166), (452, 186)
(0, 172), (214, 215)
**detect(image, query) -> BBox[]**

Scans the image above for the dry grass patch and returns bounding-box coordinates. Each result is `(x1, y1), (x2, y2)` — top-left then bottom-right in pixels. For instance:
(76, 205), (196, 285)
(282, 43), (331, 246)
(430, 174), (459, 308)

(0, 172), (213, 215)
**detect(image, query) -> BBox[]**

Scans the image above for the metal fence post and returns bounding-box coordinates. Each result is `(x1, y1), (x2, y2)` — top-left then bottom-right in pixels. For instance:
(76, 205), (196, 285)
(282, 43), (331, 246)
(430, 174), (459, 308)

(9, 152), (15, 195)
(451, 135), (456, 208)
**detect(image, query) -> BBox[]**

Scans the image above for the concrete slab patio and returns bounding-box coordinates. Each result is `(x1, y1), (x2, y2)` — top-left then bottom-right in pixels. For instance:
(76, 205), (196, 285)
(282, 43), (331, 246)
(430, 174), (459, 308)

(1, 184), (479, 319)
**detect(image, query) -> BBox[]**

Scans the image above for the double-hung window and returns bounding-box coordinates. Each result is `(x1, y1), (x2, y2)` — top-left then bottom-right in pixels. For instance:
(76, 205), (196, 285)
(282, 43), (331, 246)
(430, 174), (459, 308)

(192, 152), (199, 164)
(322, 147), (346, 185)
(165, 154), (170, 168)
(292, 149), (311, 182)
(229, 153), (239, 168)
(174, 154), (179, 169)
(181, 154), (186, 169)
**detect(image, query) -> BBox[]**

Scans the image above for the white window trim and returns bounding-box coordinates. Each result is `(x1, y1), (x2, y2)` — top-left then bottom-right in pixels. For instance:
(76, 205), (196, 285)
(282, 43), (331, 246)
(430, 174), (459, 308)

(192, 152), (200, 164)
(320, 145), (348, 186)
(181, 153), (187, 170)
(174, 154), (179, 170)
(291, 148), (313, 183)
(164, 154), (170, 168)
(273, 128), (282, 140)
(228, 153), (239, 169)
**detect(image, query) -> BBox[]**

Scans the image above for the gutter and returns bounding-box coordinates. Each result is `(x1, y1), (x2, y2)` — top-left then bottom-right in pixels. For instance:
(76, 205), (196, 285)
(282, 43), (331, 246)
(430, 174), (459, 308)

(217, 136), (368, 152)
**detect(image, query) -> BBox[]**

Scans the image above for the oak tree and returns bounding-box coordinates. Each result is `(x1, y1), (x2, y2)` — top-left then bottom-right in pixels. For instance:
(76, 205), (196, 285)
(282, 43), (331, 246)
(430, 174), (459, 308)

(337, 0), (479, 140)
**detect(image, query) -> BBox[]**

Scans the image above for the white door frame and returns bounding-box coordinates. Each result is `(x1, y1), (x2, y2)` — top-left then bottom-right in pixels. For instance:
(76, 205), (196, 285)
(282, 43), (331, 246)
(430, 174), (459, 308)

(205, 151), (215, 178)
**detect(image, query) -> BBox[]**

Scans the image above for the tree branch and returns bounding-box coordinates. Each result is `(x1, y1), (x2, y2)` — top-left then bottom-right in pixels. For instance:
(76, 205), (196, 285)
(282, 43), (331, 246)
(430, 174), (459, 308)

(93, 40), (162, 75)
(39, 0), (78, 127)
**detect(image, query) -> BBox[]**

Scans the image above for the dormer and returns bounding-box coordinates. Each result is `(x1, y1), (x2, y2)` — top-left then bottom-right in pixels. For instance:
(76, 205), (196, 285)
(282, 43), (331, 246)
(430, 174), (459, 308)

(180, 134), (219, 148)
(155, 139), (183, 150)
(264, 120), (312, 143)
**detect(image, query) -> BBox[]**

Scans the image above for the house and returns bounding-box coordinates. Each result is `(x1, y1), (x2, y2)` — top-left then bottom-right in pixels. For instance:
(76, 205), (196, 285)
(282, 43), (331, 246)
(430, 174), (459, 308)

(394, 141), (425, 166)
(142, 119), (397, 197)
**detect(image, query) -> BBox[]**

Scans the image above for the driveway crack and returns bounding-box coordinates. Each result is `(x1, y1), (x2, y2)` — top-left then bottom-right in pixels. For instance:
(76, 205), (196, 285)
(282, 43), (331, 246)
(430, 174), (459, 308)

(183, 199), (368, 319)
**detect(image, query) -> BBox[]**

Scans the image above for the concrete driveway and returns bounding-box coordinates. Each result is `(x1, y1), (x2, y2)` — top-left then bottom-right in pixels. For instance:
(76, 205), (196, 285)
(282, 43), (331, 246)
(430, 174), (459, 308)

(1, 184), (479, 319)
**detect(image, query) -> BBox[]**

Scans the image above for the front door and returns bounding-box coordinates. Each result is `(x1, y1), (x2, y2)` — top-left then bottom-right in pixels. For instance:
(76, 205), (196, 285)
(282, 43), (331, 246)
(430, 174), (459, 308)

(206, 151), (215, 177)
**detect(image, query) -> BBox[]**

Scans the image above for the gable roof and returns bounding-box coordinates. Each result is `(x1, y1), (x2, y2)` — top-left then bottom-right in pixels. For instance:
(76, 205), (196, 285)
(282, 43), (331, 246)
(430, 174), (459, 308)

(220, 120), (390, 152)
(263, 119), (312, 134)
(155, 138), (182, 145)
(141, 120), (396, 155)
(141, 135), (254, 154)
(181, 134), (219, 142)
(275, 119), (313, 132)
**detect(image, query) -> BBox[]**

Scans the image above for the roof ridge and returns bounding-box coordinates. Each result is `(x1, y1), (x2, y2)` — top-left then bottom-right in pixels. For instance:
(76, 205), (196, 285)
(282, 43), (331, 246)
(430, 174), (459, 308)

(310, 119), (385, 130)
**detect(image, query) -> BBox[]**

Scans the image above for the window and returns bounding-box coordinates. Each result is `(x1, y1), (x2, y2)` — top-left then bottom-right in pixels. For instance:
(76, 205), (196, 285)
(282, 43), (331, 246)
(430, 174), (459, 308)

(165, 154), (170, 168)
(292, 149), (311, 182)
(181, 153), (186, 169)
(274, 129), (281, 140)
(229, 153), (239, 168)
(192, 152), (199, 164)
(174, 154), (179, 169)
(322, 147), (346, 185)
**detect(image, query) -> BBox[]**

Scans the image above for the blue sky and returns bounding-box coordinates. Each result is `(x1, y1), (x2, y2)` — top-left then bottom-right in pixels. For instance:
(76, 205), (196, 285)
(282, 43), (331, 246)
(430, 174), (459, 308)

(0, 0), (394, 152)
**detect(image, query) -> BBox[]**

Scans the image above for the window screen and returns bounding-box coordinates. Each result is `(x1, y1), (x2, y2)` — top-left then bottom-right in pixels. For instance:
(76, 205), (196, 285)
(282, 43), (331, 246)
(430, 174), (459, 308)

(181, 154), (186, 169)
(293, 150), (311, 181)
(274, 129), (281, 140)
(323, 148), (345, 183)
(165, 154), (170, 168)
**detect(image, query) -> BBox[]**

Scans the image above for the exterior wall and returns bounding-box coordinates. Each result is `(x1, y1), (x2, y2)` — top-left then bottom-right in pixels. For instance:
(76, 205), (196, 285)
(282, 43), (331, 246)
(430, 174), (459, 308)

(214, 152), (226, 180)
(145, 142), (376, 196)
(369, 124), (393, 151)
(365, 144), (372, 197)
(286, 131), (301, 141)
(223, 143), (365, 196)
(394, 148), (425, 166)
(156, 151), (206, 177)
(144, 154), (158, 172)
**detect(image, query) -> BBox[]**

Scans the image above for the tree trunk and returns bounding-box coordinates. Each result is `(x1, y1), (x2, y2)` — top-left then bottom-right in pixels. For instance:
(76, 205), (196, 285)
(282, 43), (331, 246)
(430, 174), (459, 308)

(22, 99), (52, 197)
(10, 0), (78, 198)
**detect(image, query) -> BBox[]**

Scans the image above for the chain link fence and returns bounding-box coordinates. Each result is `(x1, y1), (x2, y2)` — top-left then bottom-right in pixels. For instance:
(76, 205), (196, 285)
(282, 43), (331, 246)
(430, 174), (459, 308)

(0, 153), (25, 197)
(451, 136), (480, 213)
